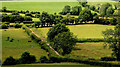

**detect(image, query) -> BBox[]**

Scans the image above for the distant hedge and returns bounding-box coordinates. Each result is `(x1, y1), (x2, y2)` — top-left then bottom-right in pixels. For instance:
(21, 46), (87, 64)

(77, 38), (105, 42)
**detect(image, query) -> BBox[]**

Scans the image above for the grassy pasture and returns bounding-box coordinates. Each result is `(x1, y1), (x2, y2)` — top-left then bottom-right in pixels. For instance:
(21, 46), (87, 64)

(1, 63), (102, 67)
(32, 24), (114, 39)
(70, 42), (112, 59)
(2, 2), (80, 14)
(2, 29), (48, 63)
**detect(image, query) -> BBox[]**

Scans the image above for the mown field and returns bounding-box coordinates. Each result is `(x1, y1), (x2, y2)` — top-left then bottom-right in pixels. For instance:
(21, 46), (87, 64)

(2, 29), (48, 63)
(2, 2), (80, 14)
(70, 43), (112, 59)
(32, 24), (115, 39)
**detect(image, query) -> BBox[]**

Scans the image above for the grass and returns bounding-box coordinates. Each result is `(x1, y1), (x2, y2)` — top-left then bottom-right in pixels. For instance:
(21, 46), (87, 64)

(2, 29), (48, 63)
(2, 2), (80, 14)
(32, 24), (114, 39)
(1, 63), (102, 67)
(70, 42), (112, 60)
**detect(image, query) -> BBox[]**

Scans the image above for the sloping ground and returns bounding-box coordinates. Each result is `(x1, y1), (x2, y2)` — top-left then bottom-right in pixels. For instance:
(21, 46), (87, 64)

(32, 24), (114, 39)
(2, 2), (79, 14)
(70, 43), (112, 59)
(2, 29), (48, 63)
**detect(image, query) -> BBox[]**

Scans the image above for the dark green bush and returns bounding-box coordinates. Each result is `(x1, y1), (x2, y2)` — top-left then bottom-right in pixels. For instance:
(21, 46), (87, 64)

(14, 23), (22, 28)
(3, 56), (17, 65)
(19, 52), (36, 64)
(39, 56), (49, 63)
(101, 57), (116, 61)
(1, 23), (8, 29)
(25, 13), (33, 17)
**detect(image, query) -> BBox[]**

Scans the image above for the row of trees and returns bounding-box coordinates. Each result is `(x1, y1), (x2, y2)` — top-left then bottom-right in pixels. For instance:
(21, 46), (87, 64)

(99, 3), (115, 16)
(2, 14), (32, 23)
(59, 5), (82, 15)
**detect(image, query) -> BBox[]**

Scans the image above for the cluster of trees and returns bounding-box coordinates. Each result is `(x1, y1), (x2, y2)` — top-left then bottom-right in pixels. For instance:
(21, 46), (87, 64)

(47, 24), (77, 55)
(59, 5), (82, 15)
(2, 14), (32, 23)
(94, 16), (118, 25)
(3, 52), (36, 65)
(103, 23), (120, 61)
(99, 3), (115, 16)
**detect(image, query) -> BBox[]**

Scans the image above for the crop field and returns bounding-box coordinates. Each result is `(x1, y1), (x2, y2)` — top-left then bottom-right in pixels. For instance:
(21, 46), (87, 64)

(2, 2), (80, 14)
(2, 29), (48, 62)
(32, 24), (114, 39)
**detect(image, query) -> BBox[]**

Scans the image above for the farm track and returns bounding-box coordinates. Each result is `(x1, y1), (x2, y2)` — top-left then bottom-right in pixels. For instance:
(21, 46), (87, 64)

(29, 29), (60, 56)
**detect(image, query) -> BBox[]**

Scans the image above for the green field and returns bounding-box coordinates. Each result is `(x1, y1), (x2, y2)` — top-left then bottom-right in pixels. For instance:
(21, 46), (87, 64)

(32, 24), (114, 39)
(70, 42), (112, 59)
(1, 63), (102, 67)
(2, 2), (80, 14)
(2, 29), (48, 63)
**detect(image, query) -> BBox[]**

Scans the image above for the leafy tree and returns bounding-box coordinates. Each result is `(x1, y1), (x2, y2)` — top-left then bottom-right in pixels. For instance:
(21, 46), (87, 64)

(12, 12), (19, 15)
(34, 21), (41, 28)
(24, 16), (32, 21)
(35, 13), (40, 18)
(80, 2), (88, 7)
(25, 13), (33, 17)
(47, 23), (69, 42)
(1, 23), (8, 29)
(78, 8), (93, 23)
(19, 52), (36, 64)
(90, 5), (96, 11)
(14, 23), (21, 28)
(39, 12), (50, 27)
(106, 6), (114, 16)
(110, 18), (117, 25)
(53, 32), (77, 55)
(3, 56), (17, 65)
(39, 56), (48, 63)
(70, 6), (82, 15)
(2, 7), (7, 12)
(99, 3), (112, 16)
(102, 24), (120, 61)
(60, 5), (71, 15)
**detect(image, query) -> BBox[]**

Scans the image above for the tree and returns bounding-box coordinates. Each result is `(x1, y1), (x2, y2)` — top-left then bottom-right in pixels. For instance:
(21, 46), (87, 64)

(60, 5), (71, 15)
(39, 12), (51, 27)
(70, 6), (82, 15)
(3, 56), (17, 65)
(90, 5), (96, 11)
(99, 3), (112, 16)
(34, 21), (41, 28)
(47, 23), (69, 42)
(1, 23), (8, 29)
(53, 32), (77, 55)
(79, 2), (88, 7)
(19, 52), (36, 64)
(102, 24), (120, 61)
(78, 8), (93, 23)
(106, 6), (114, 16)
(2, 7), (7, 12)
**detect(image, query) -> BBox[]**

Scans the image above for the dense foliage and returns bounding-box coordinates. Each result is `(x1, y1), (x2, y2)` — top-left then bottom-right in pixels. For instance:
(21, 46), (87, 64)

(103, 24), (120, 61)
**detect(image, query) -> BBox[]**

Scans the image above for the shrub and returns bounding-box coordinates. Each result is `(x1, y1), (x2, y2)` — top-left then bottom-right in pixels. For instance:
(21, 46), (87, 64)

(19, 52), (36, 64)
(3, 56), (17, 65)
(12, 12), (19, 15)
(1, 23), (8, 29)
(14, 23), (21, 28)
(39, 56), (48, 63)
(101, 57), (116, 61)
(24, 16), (32, 21)
(25, 13), (33, 17)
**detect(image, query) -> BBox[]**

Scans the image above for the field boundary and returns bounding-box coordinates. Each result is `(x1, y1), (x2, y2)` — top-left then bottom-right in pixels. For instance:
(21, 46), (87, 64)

(22, 25), (60, 56)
